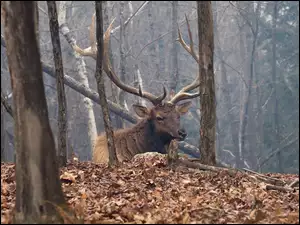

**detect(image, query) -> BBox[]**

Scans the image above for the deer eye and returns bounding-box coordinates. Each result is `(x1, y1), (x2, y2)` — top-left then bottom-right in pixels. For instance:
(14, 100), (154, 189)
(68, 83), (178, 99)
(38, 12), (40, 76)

(156, 116), (164, 121)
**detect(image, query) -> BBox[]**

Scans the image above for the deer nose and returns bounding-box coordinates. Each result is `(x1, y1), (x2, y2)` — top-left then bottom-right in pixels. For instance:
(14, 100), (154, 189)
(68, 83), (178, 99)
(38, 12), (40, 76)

(178, 128), (187, 140)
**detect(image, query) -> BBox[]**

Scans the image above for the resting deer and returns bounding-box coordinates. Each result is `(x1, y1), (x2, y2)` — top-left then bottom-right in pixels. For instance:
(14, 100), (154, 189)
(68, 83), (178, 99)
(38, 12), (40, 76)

(73, 14), (200, 164)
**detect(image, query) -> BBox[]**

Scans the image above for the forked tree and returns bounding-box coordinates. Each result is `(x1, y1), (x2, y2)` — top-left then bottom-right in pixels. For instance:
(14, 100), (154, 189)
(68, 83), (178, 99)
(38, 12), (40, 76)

(2, 1), (69, 223)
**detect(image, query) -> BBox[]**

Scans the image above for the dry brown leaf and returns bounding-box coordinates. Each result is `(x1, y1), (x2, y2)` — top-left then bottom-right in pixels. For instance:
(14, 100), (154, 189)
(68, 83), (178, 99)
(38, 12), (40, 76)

(1, 159), (299, 224)
(182, 211), (190, 224)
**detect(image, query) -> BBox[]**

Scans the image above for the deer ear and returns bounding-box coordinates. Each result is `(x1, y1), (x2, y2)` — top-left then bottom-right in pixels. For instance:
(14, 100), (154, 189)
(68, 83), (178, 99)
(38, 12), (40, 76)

(132, 104), (150, 118)
(176, 101), (192, 115)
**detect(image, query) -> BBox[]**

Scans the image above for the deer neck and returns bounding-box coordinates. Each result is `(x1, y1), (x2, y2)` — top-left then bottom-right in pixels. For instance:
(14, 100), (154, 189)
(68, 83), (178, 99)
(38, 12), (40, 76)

(132, 119), (169, 154)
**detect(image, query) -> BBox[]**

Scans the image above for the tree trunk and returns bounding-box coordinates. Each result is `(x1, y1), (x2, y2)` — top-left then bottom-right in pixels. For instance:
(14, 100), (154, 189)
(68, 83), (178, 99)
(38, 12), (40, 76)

(47, 1), (68, 167)
(197, 1), (216, 166)
(95, 1), (117, 166)
(214, 1), (240, 167)
(148, 1), (160, 80)
(238, 1), (260, 169)
(119, 1), (128, 126)
(58, 1), (98, 159)
(170, 1), (179, 92)
(272, 2), (281, 172)
(1, 102), (5, 162)
(103, 1), (123, 129)
(2, 1), (68, 223)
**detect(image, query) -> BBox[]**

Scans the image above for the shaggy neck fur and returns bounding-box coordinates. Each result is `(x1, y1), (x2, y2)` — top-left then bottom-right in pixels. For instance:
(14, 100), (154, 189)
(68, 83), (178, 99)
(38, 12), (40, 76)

(117, 118), (173, 156)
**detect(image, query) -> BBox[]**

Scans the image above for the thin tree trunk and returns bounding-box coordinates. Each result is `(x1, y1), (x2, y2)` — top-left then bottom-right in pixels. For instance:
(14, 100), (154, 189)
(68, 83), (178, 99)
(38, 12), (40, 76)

(170, 1), (179, 92)
(133, 64), (146, 106)
(2, 1), (68, 222)
(95, 1), (117, 166)
(148, 1), (160, 80)
(131, 2), (146, 106)
(272, 2), (281, 172)
(103, 1), (123, 128)
(47, 1), (68, 167)
(214, 1), (239, 166)
(119, 1), (128, 125)
(1, 102), (5, 162)
(197, 1), (216, 166)
(237, 21), (246, 168)
(253, 49), (263, 172)
(58, 1), (98, 158)
(238, 2), (260, 169)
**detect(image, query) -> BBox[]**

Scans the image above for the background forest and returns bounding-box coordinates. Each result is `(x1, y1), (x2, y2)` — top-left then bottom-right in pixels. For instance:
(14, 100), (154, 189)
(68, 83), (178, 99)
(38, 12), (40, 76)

(1, 1), (299, 174)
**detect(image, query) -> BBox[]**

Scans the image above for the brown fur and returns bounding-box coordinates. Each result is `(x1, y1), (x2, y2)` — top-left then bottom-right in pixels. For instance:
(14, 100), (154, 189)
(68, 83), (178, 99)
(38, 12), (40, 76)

(92, 102), (192, 164)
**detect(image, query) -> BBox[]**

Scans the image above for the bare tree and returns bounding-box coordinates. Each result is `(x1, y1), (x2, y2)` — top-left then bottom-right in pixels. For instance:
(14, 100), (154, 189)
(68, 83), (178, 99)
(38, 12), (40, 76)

(2, 1), (68, 222)
(272, 2), (281, 172)
(236, 1), (261, 168)
(47, 1), (68, 167)
(118, 1), (128, 126)
(95, 1), (117, 166)
(214, 1), (240, 167)
(170, 1), (179, 92)
(197, 1), (216, 165)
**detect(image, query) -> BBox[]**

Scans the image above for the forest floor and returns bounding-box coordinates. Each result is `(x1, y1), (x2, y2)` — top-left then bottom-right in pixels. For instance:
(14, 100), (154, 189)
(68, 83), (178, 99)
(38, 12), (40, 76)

(1, 153), (299, 224)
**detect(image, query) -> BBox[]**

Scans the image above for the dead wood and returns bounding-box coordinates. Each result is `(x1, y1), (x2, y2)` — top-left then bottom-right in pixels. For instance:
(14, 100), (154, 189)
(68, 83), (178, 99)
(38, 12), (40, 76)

(266, 184), (296, 192)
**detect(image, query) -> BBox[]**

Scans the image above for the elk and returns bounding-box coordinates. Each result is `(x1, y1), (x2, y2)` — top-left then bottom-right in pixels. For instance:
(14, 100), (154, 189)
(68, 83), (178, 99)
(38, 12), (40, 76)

(73, 14), (200, 164)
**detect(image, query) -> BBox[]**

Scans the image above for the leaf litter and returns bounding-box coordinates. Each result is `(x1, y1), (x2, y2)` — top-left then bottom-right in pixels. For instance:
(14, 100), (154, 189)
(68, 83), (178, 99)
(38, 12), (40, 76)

(1, 154), (299, 224)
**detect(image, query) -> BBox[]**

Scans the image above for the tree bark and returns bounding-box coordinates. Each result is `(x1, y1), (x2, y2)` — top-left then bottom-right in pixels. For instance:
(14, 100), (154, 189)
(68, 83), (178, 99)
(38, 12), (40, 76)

(103, 1), (123, 129)
(1, 102), (5, 162)
(47, 1), (68, 167)
(2, 1), (68, 223)
(197, 1), (216, 165)
(95, 1), (117, 166)
(118, 1), (128, 126)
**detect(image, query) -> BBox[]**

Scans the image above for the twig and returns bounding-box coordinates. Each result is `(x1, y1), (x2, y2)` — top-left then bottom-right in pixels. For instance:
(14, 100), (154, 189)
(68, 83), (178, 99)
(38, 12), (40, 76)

(289, 178), (299, 188)
(266, 184), (295, 193)
(1, 91), (13, 118)
(178, 159), (220, 172)
(243, 168), (285, 186)
(135, 11), (197, 58)
(111, 1), (150, 34)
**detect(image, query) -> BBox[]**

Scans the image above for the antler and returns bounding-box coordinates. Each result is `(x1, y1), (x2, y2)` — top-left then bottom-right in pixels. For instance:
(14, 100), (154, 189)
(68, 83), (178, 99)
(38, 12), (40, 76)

(169, 15), (200, 104)
(103, 19), (166, 106)
(73, 14), (97, 59)
(73, 14), (167, 105)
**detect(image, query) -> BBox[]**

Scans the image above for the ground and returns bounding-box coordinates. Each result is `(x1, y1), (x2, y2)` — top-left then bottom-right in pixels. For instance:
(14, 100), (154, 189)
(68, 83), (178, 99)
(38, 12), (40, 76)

(1, 153), (299, 224)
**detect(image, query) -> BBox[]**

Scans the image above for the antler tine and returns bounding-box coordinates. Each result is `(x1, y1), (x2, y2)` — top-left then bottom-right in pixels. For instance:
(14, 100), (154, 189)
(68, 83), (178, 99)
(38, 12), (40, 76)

(90, 13), (97, 52)
(103, 19), (166, 106)
(169, 80), (200, 104)
(170, 15), (201, 104)
(176, 14), (199, 63)
(73, 14), (98, 59)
